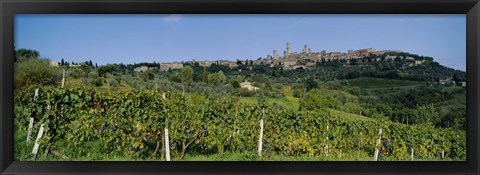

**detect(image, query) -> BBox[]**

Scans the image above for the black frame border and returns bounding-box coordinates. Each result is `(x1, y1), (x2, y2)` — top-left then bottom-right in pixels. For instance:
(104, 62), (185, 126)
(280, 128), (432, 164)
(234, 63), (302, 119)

(1, 0), (479, 175)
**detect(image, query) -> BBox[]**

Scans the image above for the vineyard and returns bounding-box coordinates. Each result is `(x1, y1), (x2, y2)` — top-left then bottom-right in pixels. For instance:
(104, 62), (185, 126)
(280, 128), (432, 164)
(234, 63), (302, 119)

(14, 86), (466, 161)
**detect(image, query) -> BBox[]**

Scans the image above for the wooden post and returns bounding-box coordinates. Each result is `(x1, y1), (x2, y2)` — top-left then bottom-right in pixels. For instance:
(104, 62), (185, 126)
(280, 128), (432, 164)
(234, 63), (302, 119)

(324, 145), (329, 157)
(162, 93), (170, 161)
(325, 124), (329, 157)
(374, 128), (383, 161)
(34, 88), (39, 101)
(357, 132), (362, 160)
(441, 150), (445, 159)
(26, 117), (34, 143)
(32, 124), (45, 156)
(165, 128), (170, 161)
(51, 150), (70, 160)
(257, 119), (264, 156)
(411, 148), (414, 161)
(61, 69), (65, 88)
(160, 133), (165, 160)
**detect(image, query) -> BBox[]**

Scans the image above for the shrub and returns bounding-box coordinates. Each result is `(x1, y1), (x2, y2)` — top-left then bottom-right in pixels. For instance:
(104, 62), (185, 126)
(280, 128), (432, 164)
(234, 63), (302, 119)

(15, 58), (61, 89)
(108, 77), (118, 90)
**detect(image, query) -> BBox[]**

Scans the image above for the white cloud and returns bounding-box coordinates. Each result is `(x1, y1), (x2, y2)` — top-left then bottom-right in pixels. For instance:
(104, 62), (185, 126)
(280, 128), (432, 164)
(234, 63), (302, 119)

(163, 14), (183, 23)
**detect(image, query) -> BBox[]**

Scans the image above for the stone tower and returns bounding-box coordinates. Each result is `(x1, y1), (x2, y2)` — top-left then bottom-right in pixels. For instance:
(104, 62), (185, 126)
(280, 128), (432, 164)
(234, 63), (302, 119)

(303, 44), (308, 53)
(273, 50), (279, 59)
(286, 42), (291, 58)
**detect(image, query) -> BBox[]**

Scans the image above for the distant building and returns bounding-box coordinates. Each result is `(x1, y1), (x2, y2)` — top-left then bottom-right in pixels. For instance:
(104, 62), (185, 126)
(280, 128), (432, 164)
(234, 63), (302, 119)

(354, 48), (375, 56)
(460, 82), (467, 87)
(439, 77), (455, 85)
(292, 65), (307, 70)
(68, 64), (80, 68)
(160, 62), (183, 71)
(385, 55), (397, 61)
(283, 61), (296, 69)
(49, 61), (59, 67)
(240, 81), (259, 91)
(134, 66), (149, 72)
(414, 60), (425, 65)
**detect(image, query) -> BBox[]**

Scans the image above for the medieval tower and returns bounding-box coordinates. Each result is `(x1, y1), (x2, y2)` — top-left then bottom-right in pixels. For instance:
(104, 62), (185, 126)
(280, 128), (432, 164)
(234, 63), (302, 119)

(273, 50), (279, 59)
(285, 42), (291, 58)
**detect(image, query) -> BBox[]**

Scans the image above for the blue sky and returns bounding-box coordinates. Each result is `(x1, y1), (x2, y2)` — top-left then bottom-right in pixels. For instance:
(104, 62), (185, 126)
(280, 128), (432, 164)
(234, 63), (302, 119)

(15, 14), (466, 71)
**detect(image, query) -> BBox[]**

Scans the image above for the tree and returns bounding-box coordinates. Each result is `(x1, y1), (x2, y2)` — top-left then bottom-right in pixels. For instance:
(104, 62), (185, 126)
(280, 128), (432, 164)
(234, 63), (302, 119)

(235, 74), (244, 84)
(208, 71), (226, 85)
(282, 86), (293, 97)
(61, 58), (65, 66)
(413, 104), (441, 126)
(346, 71), (360, 79)
(350, 86), (361, 96)
(98, 64), (120, 77)
(79, 63), (92, 74)
(108, 77), (118, 90)
(92, 77), (103, 87)
(15, 58), (61, 89)
(139, 71), (154, 82)
(304, 76), (318, 91)
(264, 81), (272, 91)
(202, 67), (210, 83)
(231, 79), (240, 88)
(181, 66), (194, 83)
(299, 89), (341, 111)
(15, 48), (40, 62)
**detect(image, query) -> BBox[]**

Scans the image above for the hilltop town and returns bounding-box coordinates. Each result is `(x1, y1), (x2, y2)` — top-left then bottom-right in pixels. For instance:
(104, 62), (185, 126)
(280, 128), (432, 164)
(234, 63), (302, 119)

(134, 43), (427, 72)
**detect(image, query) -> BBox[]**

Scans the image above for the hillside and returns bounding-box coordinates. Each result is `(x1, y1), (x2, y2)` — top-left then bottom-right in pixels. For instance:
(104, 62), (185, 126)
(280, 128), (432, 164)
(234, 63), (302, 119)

(13, 48), (467, 161)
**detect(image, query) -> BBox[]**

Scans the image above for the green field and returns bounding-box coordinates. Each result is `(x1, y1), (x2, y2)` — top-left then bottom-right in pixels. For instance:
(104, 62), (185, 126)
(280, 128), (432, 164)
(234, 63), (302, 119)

(327, 108), (373, 121)
(348, 77), (425, 89)
(240, 96), (300, 111)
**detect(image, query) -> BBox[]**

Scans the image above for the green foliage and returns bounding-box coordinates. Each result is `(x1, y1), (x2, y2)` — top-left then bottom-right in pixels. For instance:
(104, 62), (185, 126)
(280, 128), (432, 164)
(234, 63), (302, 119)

(181, 66), (194, 83)
(13, 48), (466, 161)
(14, 86), (466, 161)
(15, 58), (62, 89)
(299, 89), (341, 111)
(15, 48), (40, 62)
(304, 76), (318, 91)
(282, 86), (293, 97)
(139, 71), (155, 82)
(201, 67), (210, 83)
(413, 104), (441, 126)
(207, 71), (226, 85)
(98, 64), (120, 77)
(107, 78), (118, 90)
(93, 78), (104, 87)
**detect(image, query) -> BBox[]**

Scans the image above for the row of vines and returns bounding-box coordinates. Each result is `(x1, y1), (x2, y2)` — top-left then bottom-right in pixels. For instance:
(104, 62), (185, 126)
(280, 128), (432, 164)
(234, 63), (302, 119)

(14, 85), (466, 160)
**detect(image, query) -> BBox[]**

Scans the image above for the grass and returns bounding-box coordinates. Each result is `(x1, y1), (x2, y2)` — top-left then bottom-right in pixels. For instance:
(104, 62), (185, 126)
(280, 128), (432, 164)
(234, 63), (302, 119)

(239, 96), (372, 122)
(240, 96), (300, 111)
(327, 108), (373, 121)
(348, 77), (425, 89)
